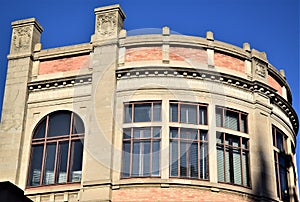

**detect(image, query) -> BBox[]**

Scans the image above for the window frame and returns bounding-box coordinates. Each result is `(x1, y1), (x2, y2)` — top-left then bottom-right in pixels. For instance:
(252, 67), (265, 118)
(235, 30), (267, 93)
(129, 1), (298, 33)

(216, 132), (251, 187)
(170, 101), (208, 125)
(169, 127), (209, 180)
(121, 127), (161, 178)
(216, 106), (248, 133)
(272, 126), (289, 201)
(27, 111), (84, 188)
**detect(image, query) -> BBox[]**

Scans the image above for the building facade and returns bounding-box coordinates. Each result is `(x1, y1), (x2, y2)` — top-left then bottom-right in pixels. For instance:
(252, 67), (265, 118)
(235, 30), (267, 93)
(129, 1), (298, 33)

(0, 4), (298, 202)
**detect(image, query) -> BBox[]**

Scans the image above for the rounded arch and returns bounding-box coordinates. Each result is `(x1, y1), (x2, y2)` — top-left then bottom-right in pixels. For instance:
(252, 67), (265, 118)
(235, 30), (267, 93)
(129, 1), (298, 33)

(27, 110), (85, 187)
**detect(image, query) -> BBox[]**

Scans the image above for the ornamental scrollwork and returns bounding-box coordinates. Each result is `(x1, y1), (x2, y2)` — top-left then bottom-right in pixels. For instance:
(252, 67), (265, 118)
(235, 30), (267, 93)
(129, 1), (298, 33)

(255, 62), (266, 78)
(12, 27), (32, 51)
(97, 13), (116, 37)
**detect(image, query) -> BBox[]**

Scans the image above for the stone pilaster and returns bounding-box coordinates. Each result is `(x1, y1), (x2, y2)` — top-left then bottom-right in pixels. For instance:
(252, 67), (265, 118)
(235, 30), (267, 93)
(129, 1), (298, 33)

(0, 18), (43, 185)
(92, 4), (125, 42)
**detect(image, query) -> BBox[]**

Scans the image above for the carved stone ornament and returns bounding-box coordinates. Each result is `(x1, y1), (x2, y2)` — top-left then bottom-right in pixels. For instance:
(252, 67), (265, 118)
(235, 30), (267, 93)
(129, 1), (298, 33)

(97, 13), (116, 37)
(12, 27), (32, 51)
(255, 62), (266, 78)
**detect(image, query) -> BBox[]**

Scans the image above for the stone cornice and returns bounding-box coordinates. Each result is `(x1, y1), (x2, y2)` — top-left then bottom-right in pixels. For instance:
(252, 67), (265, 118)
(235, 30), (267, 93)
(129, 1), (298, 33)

(116, 66), (298, 135)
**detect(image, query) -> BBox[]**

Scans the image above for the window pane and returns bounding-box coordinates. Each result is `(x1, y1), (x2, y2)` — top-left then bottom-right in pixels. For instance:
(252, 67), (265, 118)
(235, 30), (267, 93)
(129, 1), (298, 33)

(180, 143), (187, 177)
(243, 151), (249, 186)
(199, 106), (207, 125)
(141, 128), (151, 138)
(170, 140), (178, 176)
(72, 114), (85, 134)
(124, 104), (132, 123)
(225, 148), (230, 183)
(216, 107), (223, 127)
(241, 114), (247, 133)
(232, 136), (240, 147)
(280, 167), (289, 199)
(225, 110), (238, 131)
(43, 143), (56, 185)
(153, 103), (161, 122)
(180, 104), (197, 124)
(276, 132), (284, 152)
(200, 142), (208, 179)
(69, 140), (83, 182)
(216, 133), (223, 144)
(122, 142), (131, 177)
(200, 131), (207, 141)
(134, 103), (151, 122)
(48, 111), (71, 137)
(217, 146), (224, 182)
(33, 118), (46, 139)
(152, 141), (160, 176)
(170, 103), (178, 122)
(170, 127), (178, 138)
(233, 149), (242, 185)
(132, 142), (140, 176)
(123, 128), (131, 139)
(143, 142), (151, 176)
(28, 145), (44, 186)
(180, 128), (197, 140)
(57, 142), (69, 183)
(190, 143), (198, 178)
(153, 127), (161, 138)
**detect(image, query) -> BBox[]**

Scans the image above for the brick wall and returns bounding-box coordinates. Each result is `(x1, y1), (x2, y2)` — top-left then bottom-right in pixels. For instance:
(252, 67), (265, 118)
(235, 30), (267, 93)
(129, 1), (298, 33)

(125, 47), (162, 62)
(112, 187), (254, 202)
(214, 52), (245, 73)
(39, 55), (89, 75)
(268, 75), (282, 95)
(170, 47), (207, 64)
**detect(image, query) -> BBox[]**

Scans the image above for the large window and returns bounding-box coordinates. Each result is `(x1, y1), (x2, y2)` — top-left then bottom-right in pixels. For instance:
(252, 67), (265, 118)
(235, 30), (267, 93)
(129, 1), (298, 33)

(170, 127), (208, 179)
(27, 111), (84, 187)
(273, 127), (289, 201)
(122, 101), (162, 178)
(122, 127), (161, 177)
(216, 107), (247, 133)
(170, 101), (207, 125)
(216, 133), (250, 187)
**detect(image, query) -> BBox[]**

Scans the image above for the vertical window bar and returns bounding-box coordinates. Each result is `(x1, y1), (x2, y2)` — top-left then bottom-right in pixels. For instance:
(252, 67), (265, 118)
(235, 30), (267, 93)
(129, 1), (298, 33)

(40, 115), (50, 186)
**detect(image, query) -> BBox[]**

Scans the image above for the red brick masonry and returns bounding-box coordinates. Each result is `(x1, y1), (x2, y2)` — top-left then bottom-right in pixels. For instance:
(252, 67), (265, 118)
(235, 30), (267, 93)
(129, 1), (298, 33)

(112, 187), (254, 202)
(39, 55), (90, 75)
(268, 75), (282, 95)
(125, 47), (162, 62)
(214, 52), (245, 73)
(169, 47), (207, 64)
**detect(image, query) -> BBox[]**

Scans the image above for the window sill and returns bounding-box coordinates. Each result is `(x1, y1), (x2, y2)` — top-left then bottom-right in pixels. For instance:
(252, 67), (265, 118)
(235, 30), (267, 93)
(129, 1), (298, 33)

(25, 182), (81, 195)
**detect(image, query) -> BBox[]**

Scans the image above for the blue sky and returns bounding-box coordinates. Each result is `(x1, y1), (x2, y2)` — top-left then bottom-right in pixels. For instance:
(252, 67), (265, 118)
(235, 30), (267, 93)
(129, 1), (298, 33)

(0, 0), (299, 187)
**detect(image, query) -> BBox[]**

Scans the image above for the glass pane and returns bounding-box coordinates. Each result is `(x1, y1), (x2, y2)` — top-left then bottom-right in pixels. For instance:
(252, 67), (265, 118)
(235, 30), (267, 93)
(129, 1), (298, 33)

(170, 127), (178, 138)
(141, 128), (151, 138)
(123, 128), (131, 139)
(232, 136), (240, 147)
(170, 103), (178, 122)
(242, 151), (249, 186)
(132, 142), (140, 176)
(124, 104), (132, 123)
(143, 142), (151, 176)
(199, 106), (207, 125)
(217, 146), (224, 182)
(240, 114), (247, 133)
(216, 107), (223, 127)
(152, 141), (160, 176)
(180, 143), (187, 177)
(134, 103), (151, 122)
(72, 114), (85, 134)
(242, 139), (248, 149)
(153, 103), (161, 122)
(57, 142), (69, 183)
(48, 111), (71, 137)
(276, 132), (284, 152)
(33, 118), (46, 139)
(70, 140), (83, 182)
(122, 142), (131, 177)
(133, 128), (140, 138)
(170, 141), (178, 176)
(225, 110), (239, 131)
(200, 131), (207, 141)
(153, 127), (161, 138)
(280, 167), (289, 199)
(43, 143), (56, 185)
(200, 142), (208, 179)
(233, 149), (242, 185)
(190, 143), (198, 178)
(28, 145), (44, 186)
(180, 104), (197, 124)
(225, 148), (230, 183)
(216, 132), (223, 144)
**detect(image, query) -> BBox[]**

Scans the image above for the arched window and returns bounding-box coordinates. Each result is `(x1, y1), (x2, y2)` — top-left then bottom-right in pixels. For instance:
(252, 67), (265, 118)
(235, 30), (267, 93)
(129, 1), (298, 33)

(27, 110), (85, 187)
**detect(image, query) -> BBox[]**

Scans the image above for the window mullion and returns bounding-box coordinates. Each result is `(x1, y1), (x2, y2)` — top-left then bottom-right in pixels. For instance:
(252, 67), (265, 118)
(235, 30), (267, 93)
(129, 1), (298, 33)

(53, 141), (59, 184)
(40, 115), (49, 186)
(240, 137), (244, 186)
